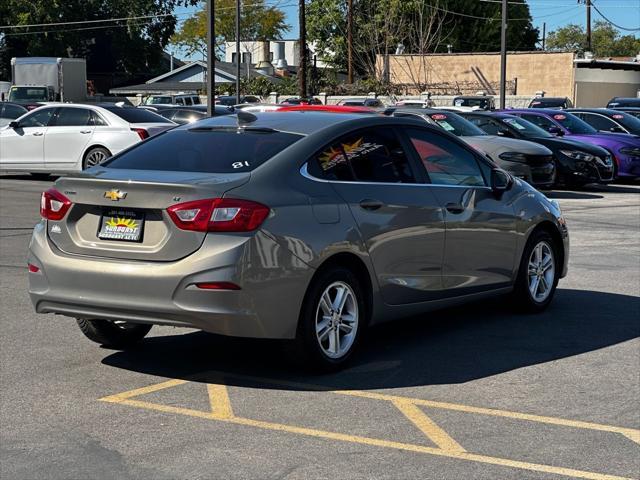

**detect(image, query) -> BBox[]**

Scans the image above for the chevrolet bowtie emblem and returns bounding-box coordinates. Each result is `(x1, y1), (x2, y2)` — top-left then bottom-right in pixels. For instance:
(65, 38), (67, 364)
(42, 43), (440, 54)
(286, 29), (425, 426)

(104, 189), (127, 201)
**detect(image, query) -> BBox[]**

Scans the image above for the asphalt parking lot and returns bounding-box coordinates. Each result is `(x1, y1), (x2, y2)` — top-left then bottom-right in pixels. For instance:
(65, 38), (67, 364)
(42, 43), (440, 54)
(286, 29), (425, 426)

(1, 175), (639, 480)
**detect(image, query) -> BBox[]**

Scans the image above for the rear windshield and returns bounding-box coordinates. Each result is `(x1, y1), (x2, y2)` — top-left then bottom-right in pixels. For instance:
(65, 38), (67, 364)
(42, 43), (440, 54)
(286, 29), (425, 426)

(454, 98), (491, 109)
(551, 112), (597, 134)
(103, 127), (303, 173)
(103, 107), (173, 124)
(608, 98), (640, 108)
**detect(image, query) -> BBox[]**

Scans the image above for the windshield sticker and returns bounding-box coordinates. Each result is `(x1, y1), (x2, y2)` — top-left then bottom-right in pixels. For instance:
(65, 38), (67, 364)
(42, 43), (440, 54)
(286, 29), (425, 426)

(553, 114), (566, 120)
(612, 114), (624, 119)
(504, 118), (525, 130)
(437, 121), (455, 132)
(319, 138), (385, 171)
(431, 114), (447, 120)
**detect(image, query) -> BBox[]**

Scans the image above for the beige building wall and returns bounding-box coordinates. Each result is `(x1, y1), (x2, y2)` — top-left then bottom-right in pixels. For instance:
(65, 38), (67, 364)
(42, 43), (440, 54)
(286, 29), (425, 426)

(383, 51), (576, 97)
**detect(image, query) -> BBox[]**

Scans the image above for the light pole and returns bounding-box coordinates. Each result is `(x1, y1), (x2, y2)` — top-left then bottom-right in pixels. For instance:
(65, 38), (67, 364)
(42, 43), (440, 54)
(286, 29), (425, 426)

(499, 0), (507, 110)
(206, 0), (215, 115)
(236, 0), (241, 102)
(298, 0), (307, 97)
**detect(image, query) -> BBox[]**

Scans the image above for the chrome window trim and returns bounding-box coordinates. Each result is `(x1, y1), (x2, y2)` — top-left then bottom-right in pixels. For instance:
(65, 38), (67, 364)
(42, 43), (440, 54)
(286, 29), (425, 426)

(299, 163), (491, 190)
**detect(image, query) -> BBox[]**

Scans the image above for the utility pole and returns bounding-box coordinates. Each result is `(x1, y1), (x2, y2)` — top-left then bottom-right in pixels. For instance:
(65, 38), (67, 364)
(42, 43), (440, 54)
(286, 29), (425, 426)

(206, 0), (215, 115)
(542, 22), (546, 51)
(586, 0), (592, 52)
(347, 0), (353, 83)
(298, 0), (307, 97)
(235, 0), (241, 103)
(499, 0), (508, 109)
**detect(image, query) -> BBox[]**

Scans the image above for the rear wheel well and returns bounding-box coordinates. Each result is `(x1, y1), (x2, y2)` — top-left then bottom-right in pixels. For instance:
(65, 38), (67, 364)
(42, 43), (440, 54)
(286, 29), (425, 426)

(309, 253), (373, 325)
(83, 144), (111, 158)
(529, 221), (564, 269)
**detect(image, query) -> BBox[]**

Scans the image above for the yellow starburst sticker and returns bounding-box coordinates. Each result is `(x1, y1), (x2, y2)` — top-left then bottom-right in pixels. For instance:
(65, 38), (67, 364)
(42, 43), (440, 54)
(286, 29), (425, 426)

(106, 217), (138, 229)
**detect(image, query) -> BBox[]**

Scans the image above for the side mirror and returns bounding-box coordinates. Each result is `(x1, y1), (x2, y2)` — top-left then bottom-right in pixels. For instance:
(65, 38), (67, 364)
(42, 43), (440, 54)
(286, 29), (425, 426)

(548, 126), (564, 136)
(491, 169), (511, 192)
(8, 121), (20, 129)
(609, 126), (625, 133)
(497, 129), (514, 138)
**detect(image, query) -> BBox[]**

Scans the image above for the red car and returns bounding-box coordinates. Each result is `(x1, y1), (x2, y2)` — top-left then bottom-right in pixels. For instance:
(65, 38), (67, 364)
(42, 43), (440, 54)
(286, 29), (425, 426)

(277, 105), (377, 114)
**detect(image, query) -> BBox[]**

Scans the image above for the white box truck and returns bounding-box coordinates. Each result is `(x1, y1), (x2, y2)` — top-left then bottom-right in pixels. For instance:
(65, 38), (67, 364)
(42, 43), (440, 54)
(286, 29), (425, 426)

(9, 57), (87, 102)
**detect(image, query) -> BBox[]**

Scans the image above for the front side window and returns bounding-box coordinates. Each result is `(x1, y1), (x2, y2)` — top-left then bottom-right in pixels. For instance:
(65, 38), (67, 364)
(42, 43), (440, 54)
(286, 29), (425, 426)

(313, 128), (416, 184)
(55, 108), (91, 126)
(501, 116), (552, 138)
(466, 116), (501, 135)
(2, 104), (27, 119)
(405, 128), (486, 187)
(19, 108), (56, 127)
(577, 113), (619, 132)
(521, 114), (557, 131)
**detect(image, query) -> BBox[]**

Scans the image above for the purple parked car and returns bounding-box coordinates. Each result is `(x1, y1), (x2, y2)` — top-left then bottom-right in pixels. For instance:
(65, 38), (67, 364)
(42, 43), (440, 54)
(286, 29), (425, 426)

(505, 108), (640, 178)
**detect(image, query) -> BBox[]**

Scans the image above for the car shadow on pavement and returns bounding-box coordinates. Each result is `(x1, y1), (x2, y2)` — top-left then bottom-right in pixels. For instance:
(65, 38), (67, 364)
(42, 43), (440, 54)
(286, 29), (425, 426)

(101, 288), (640, 391)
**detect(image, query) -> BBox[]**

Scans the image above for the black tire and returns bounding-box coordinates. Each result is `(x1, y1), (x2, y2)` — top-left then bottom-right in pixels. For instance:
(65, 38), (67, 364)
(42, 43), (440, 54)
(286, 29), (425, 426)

(82, 147), (111, 170)
(289, 267), (367, 372)
(76, 318), (152, 348)
(511, 229), (560, 313)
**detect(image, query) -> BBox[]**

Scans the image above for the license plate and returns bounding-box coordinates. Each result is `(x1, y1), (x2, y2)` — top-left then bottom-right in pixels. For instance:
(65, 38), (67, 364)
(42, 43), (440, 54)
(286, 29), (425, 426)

(98, 209), (144, 242)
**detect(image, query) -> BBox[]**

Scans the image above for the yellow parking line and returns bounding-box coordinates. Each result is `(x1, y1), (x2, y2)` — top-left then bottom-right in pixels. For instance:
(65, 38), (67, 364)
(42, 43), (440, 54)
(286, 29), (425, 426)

(392, 399), (465, 453)
(207, 384), (234, 419)
(188, 371), (640, 445)
(100, 378), (188, 402)
(102, 394), (633, 480)
(338, 390), (640, 446)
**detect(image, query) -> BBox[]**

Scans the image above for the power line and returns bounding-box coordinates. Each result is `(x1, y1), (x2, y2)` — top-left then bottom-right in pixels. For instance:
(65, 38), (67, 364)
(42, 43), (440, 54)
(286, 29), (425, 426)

(591, 1), (640, 31)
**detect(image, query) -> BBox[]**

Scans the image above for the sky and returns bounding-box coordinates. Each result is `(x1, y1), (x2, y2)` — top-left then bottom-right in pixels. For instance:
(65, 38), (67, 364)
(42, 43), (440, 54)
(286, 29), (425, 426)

(171, 0), (640, 60)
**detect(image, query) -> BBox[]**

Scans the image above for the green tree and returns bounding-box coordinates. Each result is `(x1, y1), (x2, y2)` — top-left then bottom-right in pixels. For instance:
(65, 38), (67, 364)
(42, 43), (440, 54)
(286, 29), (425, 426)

(307, 0), (539, 75)
(170, 0), (290, 59)
(0, 0), (197, 85)
(546, 21), (640, 57)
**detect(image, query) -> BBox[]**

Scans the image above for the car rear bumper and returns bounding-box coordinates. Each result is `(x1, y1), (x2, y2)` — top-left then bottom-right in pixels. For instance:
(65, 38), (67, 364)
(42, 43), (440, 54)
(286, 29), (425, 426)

(28, 221), (313, 339)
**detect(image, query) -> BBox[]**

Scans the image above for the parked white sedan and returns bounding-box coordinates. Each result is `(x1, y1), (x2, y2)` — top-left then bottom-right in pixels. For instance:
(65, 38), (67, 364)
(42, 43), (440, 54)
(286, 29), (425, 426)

(0, 103), (175, 174)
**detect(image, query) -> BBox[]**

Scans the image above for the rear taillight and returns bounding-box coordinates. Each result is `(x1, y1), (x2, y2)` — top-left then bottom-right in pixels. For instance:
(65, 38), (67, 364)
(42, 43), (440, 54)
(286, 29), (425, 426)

(40, 188), (72, 221)
(195, 282), (241, 290)
(131, 128), (149, 140)
(167, 198), (269, 232)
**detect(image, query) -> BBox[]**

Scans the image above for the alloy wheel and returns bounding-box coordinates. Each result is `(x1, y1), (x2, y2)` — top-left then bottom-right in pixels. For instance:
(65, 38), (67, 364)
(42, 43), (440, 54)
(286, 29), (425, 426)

(85, 150), (107, 168)
(315, 281), (359, 359)
(527, 241), (555, 302)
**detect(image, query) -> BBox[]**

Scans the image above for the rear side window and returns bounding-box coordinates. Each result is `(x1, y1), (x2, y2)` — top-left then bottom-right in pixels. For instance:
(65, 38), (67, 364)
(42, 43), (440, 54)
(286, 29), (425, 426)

(90, 111), (108, 126)
(103, 128), (303, 173)
(103, 107), (173, 124)
(312, 127), (416, 183)
(55, 108), (91, 126)
(405, 128), (486, 187)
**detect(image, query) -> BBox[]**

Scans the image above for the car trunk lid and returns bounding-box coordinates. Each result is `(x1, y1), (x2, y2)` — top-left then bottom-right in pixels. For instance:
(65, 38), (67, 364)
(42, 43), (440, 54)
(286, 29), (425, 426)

(48, 168), (250, 261)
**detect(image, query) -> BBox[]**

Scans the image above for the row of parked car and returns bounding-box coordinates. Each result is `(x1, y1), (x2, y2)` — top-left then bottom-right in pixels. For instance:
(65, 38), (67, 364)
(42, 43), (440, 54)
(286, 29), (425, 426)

(0, 96), (638, 189)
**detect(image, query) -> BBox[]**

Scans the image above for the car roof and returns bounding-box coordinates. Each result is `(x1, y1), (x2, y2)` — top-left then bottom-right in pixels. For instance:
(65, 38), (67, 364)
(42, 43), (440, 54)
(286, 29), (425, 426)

(504, 108), (559, 115)
(278, 105), (376, 114)
(566, 108), (627, 115)
(176, 110), (426, 136)
(454, 95), (493, 99)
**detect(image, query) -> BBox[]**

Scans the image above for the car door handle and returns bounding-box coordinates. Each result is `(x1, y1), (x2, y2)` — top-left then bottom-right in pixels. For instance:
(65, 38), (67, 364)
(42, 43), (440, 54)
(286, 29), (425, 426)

(80, 130), (92, 134)
(445, 202), (465, 214)
(32, 132), (44, 136)
(359, 199), (384, 211)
